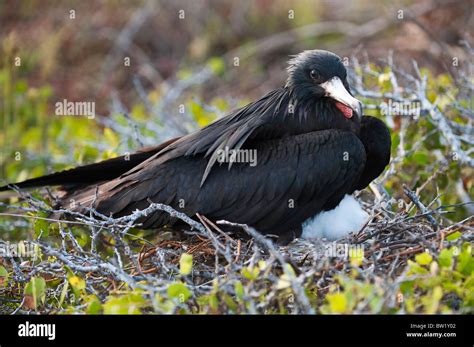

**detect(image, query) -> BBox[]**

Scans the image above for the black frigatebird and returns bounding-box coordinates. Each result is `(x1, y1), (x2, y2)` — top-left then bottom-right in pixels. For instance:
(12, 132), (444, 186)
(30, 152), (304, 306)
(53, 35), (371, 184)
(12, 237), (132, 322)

(1, 50), (391, 244)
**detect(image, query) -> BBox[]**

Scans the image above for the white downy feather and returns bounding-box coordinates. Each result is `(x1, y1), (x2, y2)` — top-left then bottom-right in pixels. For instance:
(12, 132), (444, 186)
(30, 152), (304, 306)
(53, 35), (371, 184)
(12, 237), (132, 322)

(301, 195), (368, 240)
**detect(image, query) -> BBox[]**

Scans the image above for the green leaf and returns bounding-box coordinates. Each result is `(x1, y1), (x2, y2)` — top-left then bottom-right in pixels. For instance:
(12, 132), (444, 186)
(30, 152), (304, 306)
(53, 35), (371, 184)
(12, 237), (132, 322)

(241, 266), (259, 280)
(400, 280), (414, 294)
(457, 244), (473, 276)
(407, 260), (429, 275)
(415, 252), (433, 266)
(167, 282), (191, 302)
(446, 231), (462, 242)
(0, 266), (9, 287)
(86, 295), (102, 314)
(103, 293), (146, 314)
(209, 293), (219, 311)
(326, 293), (347, 313)
(24, 277), (46, 309)
(179, 253), (193, 275)
(438, 249), (453, 268)
(68, 275), (86, 290)
(33, 212), (50, 238)
(58, 280), (69, 307)
(234, 281), (244, 300)
(222, 293), (237, 311)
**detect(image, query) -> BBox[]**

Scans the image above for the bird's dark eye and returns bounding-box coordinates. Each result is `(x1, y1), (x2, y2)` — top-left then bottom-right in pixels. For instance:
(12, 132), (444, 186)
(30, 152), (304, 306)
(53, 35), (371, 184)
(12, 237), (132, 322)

(310, 69), (320, 80)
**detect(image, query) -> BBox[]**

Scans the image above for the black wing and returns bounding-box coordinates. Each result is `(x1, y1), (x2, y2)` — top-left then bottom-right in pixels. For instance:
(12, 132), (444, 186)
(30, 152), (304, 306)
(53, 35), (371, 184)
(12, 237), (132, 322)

(118, 87), (358, 186)
(72, 129), (366, 240)
(121, 88), (293, 185)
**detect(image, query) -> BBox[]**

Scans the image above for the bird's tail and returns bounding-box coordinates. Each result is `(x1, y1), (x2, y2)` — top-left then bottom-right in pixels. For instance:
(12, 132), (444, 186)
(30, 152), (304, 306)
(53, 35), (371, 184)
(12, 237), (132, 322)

(0, 137), (180, 193)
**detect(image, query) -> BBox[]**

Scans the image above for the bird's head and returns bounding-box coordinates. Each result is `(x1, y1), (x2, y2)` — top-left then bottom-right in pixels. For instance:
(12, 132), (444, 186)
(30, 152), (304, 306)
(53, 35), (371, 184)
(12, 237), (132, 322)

(286, 50), (362, 121)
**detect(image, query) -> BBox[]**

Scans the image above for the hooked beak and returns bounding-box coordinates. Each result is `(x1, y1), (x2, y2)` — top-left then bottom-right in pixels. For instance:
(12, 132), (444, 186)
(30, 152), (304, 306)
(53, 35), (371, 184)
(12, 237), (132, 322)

(320, 76), (362, 119)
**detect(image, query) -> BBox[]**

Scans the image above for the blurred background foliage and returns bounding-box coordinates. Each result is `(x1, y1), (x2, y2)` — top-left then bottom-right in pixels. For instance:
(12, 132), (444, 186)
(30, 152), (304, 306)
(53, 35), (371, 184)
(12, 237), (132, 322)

(1, 0), (472, 108)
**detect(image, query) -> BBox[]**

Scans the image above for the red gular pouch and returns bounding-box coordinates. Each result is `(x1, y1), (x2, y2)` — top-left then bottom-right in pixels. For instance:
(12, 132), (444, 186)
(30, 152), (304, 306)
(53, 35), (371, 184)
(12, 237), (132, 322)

(335, 101), (353, 119)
